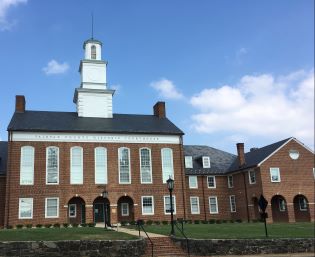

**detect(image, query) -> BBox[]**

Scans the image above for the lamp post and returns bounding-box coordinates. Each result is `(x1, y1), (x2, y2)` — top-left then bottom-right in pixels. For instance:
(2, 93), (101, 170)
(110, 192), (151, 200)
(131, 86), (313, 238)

(102, 190), (108, 229)
(167, 177), (175, 235)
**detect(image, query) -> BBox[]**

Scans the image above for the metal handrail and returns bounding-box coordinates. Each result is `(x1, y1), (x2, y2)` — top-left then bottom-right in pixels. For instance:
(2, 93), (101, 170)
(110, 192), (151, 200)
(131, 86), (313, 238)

(174, 220), (190, 257)
(137, 220), (153, 257)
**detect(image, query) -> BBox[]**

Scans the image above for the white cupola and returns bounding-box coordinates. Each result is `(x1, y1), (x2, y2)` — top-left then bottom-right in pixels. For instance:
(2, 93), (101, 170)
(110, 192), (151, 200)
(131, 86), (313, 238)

(73, 38), (115, 118)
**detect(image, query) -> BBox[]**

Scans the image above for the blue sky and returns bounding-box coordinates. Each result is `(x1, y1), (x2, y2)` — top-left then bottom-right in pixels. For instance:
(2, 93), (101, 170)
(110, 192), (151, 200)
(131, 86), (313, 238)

(0, 0), (314, 154)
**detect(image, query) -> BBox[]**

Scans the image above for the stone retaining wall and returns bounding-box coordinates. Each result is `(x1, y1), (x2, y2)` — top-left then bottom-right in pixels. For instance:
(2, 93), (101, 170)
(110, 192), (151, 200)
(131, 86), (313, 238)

(172, 237), (314, 256)
(0, 239), (146, 257)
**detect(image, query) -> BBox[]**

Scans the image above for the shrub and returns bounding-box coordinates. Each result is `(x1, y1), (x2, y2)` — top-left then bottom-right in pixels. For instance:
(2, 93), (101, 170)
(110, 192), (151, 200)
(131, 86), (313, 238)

(209, 219), (216, 224)
(222, 220), (227, 223)
(16, 224), (24, 229)
(36, 224), (43, 228)
(26, 224), (33, 228)
(63, 223), (69, 228)
(251, 219), (259, 223)
(120, 221), (127, 226)
(162, 220), (168, 225)
(154, 221), (161, 225)
(235, 219), (242, 223)
(6, 225), (13, 229)
(53, 223), (60, 228)
(80, 223), (87, 227)
(185, 220), (192, 224)
(215, 219), (222, 224)
(71, 223), (79, 227)
(201, 220), (208, 224)
(44, 224), (52, 228)
(146, 220), (153, 225)
(130, 221), (136, 226)
(194, 220), (200, 224)
(229, 220), (235, 223)
(88, 223), (95, 227)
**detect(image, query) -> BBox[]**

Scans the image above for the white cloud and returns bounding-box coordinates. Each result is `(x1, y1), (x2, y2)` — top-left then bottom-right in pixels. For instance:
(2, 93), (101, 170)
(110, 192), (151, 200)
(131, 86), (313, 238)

(0, 0), (27, 31)
(150, 78), (184, 100)
(190, 69), (314, 148)
(111, 84), (121, 91)
(42, 60), (69, 75)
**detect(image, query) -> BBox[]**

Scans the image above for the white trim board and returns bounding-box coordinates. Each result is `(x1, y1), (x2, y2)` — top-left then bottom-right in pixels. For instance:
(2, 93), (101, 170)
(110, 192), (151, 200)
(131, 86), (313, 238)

(11, 131), (181, 144)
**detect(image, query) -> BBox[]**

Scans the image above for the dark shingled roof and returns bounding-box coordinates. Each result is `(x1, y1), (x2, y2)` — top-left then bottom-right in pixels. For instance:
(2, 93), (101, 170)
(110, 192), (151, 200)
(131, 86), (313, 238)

(184, 145), (236, 175)
(227, 137), (292, 172)
(7, 111), (184, 135)
(0, 142), (8, 175)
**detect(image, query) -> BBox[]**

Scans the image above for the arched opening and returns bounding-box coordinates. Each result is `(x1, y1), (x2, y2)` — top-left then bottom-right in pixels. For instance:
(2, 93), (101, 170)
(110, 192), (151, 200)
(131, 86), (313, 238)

(271, 195), (289, 222)
(68, 197), (86, 224)
(91, 45), (96, 59)
(93, 196), (110, 226)
(252, 197), (260, 220)
(117, 196), (134, 223)
(293, 195), (310, 222)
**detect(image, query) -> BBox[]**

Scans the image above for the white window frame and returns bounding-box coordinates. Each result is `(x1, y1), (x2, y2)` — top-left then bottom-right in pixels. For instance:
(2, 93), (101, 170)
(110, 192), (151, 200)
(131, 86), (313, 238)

(202, 156), (210, 168)
(270, 167), (281, 182)
(189, 176), (198, 189)
(248, 170), (256, 184)
(229, 195), (236, 213)
(190, 196), (200, 214)
(20, 146), (35, 185)
(227, 175), (233, 188)
(278, 198), (286, 212)
(69, 204), (76, 218)
(161, 148), (174, 183)
(121, 203), (129, 216)
(207, 175), (216, 188)
(185, 156), (193, 168)
(70, 146), (83, 184)
(141, 196), (154, 215)
(118, 147), (131, 184)
(139, 147), (153, 184)
(45, 197), (59, 218)
(209, 196), (219, 214)
(94, 147), (108, 184)
(313, 168), (315, 179)
(163, 195), (176, 215)
(18, 198), (33, 219)
(46, 146), (59, 185)
(299, 197), (308, 211)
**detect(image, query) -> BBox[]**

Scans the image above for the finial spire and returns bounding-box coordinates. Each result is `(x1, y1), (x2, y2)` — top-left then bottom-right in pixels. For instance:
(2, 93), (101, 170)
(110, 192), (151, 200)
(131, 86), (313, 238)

(91, 12), (94, 39)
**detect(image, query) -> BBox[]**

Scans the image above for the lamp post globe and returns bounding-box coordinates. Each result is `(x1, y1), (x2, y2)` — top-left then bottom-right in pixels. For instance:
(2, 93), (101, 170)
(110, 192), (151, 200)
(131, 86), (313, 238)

(166, 177), (175, 235)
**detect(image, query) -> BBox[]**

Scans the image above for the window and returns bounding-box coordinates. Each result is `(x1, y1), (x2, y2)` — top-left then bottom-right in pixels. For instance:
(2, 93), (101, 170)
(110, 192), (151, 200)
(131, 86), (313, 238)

(118, 147), (131, 184)
(313, 168), (315, 179)
(19, 198), (33, 219)
(140, 148), (152, 183)
(70, 147), (83, 184)
(190, 197), (200, 214)
(189, 176), (198, 188)
(185, 156), (193, 168)
(95, 147), (107, 184)
(248, 170), (256, 184)
(45, 198), (59, 218)
(227, 175), (233, 188)
(278, 198), (286, 212)
(202, 156), (210, 168)
(164, 196), (176, 214)
(20, 146), (34, 185)
(161, 148), (174, 183)
(209, 196), (218, 214)
(121, 203), (129, 216)
(270, 168), (281, 182)
(229, 195), (236, 212)
(91, 45), (96, 59)
(207, 176), (216, 188)
(46, 147), (59, 184)
(69, 204), (76, 218)
(299, 197), (308, 211)
(289, 150), (299, 160)
(141, 196), (154, 215)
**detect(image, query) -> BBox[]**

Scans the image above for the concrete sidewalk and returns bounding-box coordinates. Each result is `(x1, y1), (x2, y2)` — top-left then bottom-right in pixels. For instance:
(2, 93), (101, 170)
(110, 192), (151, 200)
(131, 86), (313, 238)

(113, 226), (167, 238)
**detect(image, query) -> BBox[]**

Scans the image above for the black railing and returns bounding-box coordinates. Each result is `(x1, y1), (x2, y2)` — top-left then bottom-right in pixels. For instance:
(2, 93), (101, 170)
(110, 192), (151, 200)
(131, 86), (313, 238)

(137, 220), (153, 257)
(174, 219), (190, 257)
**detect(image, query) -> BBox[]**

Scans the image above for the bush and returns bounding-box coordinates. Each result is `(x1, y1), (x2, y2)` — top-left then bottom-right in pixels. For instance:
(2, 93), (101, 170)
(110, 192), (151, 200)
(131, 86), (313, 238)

(53, 223), (60, 228)
(120, 221), (127, 226)
(215, 219), (222, 224)
(130, 221), (136, 226)
(63, 223), (69, 228)
(201, 220), (208, 224)
(71, 223), (79, 227)
(16, 224), (24, 229)
(36, 224), (43, 228)
(6, 225), (13, 229)
(154, 221), (161, 225)
(162, 220), (168, 225)
(229, 220), (235, 223)
(222, 220), (228, 223)
(80, 223), (87, 227)
(194, 220), (200, 224)
(209, 219), (216, 224)
(88, 223), (95, 227)
(146, 220), (153, 225)
(235, 219), (242, 223)
(44, 224), (52, 228)
(251, 219), (259, 223)
(26, 224), (33, 228)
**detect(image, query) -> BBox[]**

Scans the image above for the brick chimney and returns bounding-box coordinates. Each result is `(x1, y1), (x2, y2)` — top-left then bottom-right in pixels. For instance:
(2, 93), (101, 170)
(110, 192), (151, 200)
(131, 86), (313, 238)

(15, 95), (26, 113)
(153, 101), (166, 118)
(236, 143), (245, 167)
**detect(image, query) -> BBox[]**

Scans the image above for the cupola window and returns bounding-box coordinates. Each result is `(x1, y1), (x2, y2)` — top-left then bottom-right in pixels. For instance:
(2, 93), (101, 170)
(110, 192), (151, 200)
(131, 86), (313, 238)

(91, 45), (96, 59)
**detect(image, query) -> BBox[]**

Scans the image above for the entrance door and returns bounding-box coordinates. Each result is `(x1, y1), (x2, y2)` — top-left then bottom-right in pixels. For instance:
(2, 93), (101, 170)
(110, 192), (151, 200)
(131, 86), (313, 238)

(94, 203), (104, 222)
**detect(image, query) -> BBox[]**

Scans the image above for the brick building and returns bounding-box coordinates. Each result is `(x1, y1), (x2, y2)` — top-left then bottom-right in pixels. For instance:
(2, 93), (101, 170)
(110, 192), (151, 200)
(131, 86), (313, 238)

(0, 38), (314, 227)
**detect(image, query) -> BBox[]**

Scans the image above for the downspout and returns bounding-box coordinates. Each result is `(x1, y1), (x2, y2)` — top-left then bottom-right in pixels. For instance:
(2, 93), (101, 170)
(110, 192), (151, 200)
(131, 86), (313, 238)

(201, 175), (206, 221)
(242, 171), (250, 222)
(179, 135), (186, 219)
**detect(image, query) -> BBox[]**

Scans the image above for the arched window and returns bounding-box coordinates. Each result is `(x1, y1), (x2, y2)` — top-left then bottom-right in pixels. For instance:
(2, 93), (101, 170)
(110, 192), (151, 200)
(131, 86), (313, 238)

(91, 45), (96, 59)
(70, 147), (83, 184)
(95, 147), (107, 184)
(118, 147), (131, 184)
(20, 146), (35, 185)
(140, 148), (152, 183)
(46, 146), (59, 184)
(161, 148), (174, 183)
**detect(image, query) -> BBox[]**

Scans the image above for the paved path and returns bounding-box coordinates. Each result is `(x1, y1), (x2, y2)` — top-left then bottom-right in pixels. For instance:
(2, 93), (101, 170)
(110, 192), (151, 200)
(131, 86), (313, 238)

(113, 226), (168, 238)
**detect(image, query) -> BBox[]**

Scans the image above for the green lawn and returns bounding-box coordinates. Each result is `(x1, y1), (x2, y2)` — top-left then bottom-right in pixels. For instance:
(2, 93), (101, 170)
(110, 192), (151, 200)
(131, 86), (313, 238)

(130, 222), (314, 239)
(0, 227), (137, 241)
